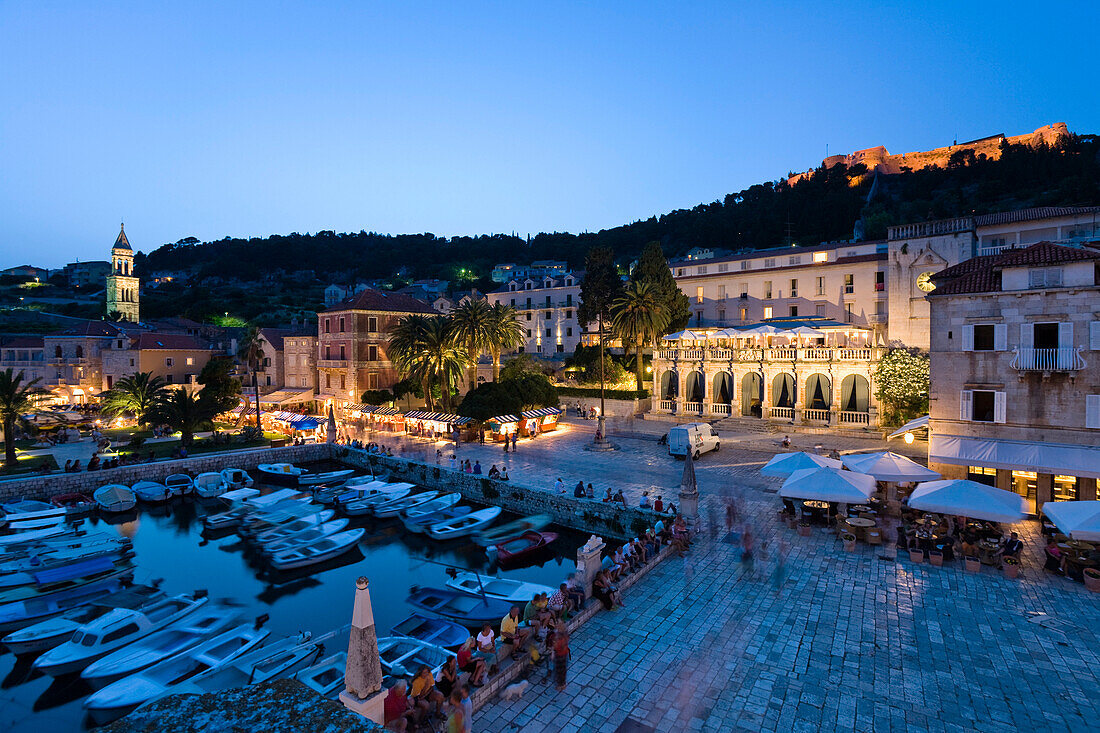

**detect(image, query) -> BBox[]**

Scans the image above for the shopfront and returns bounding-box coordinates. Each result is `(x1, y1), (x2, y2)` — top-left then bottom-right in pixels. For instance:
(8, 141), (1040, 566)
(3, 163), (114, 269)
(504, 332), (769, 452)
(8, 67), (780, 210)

(403, 411), (478, 441)
(519, 407), (562, 437)
(486, 414), (519, 442)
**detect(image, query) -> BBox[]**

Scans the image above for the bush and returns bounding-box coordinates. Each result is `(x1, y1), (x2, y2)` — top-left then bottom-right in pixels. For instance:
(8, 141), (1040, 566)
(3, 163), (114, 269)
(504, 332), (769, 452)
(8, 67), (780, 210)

(127, 436), (146, 450)
(557, 386), (649, 400)
(360, 389), (394, 406)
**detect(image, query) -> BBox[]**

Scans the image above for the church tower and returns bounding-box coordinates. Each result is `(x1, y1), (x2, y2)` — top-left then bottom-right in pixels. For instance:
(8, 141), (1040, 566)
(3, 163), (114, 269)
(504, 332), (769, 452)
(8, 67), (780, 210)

(106, 223), (140, 322)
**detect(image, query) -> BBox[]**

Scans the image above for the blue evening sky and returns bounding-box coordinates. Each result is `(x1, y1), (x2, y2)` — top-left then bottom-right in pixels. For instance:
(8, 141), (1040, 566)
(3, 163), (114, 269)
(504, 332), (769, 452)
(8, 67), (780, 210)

(2, 1), (1097, 266)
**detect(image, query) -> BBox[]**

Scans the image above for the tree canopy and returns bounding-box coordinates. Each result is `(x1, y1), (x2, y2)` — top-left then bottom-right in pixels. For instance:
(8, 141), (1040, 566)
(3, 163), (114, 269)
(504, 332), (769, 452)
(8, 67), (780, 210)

(630, 242), (690, 333)
(196, 356), (242, 414)
(872, 348), (930, 426)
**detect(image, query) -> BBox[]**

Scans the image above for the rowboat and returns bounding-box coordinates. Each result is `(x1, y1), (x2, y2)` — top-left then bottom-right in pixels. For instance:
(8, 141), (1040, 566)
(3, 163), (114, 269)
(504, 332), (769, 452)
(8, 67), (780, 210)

(34, 592), (210, 677)
(0, 541), (133, 581)
(299, 468), (355, 486)
(165, 474), (195, 496)
(236, 498), (317, 536)
(132, 480), (174, 503)
(258, 519), (349, 555)
(426, 506), (502, 540)
(472, 514), (552, 547)
(2, 499), (56, 515)
(406, 586), (512, 627)
(257, 464), (355, 487)
(0, 524), (68, 548)
(0, 532), (131, 564)
(94, 484), (137, 513)
(83, 623), (270, 724)
(1, 584), (163, 656)
(202, 489), (304, 531)
(7, 514), (67, 532)
(166, 632), (321, 697)
(51, 493), (96, 516)
(401, 505), (471, 534)
(293, 652), (346, 700)
(267, 528), (365, 571)
(445, 571), (555, 603)
(372, 490), (441, 519)
(81, 603), (241, 686)
(193, 472), (229, 499)
(250, 510), (336, 545)
(0, 555), (134, 602)
(220, 468), (254, 489)
(3, 503), (66, 523)
(0, 574), (133, 633)
(487, 531), (559, 565)
(342, 486), (413, 516)
(391, 612), (469, 649)
(403, 492), (462, 521)
(334, 481), (413, 508)
(378, 636), (451, 679)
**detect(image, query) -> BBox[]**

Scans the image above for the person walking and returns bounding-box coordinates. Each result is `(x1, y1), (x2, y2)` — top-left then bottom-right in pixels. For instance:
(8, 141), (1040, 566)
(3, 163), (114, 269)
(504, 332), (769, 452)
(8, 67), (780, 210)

(553, 627), (570, 692)
(511, 432), (517, 452)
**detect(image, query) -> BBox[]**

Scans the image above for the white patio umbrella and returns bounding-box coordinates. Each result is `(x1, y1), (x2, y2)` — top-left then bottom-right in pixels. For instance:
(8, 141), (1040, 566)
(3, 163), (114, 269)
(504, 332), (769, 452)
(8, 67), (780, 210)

(779, 467), (876, 503)
(761, 451), (842, 477)
(785, 325), (823, 338)
(740, 324), (783, 335)
(841, 451), (941, 482)
(1041, 501), (1100, 542)
(908, 480), (1028, 523)
(662, 329), (706, 342)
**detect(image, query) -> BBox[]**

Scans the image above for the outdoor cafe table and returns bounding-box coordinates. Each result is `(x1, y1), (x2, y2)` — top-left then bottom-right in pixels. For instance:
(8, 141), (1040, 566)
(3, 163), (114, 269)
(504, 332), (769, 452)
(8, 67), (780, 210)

(803, 500), (830, 510)
(846, 516), (876, 540)
(802, 500), (831, 525)
(978, 538), (1002, 565)
(1068, 540), (1095, 553)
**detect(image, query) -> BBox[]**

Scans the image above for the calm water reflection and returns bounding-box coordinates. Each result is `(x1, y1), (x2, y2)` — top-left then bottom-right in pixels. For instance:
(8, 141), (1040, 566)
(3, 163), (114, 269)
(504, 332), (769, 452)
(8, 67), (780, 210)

(0, 477), (581, 731)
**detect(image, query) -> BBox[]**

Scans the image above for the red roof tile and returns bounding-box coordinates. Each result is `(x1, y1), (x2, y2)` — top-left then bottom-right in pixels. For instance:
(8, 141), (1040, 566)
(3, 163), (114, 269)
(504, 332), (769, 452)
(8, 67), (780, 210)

(973, 206), (1100, 227)
(930, 241), (1099, 295)
(324, 288), (436, 314)
(130, 333), (210, 351)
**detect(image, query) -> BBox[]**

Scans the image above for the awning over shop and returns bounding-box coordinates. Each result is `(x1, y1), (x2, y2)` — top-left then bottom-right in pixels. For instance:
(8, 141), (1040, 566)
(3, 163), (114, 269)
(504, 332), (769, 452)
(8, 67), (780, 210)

(346, 404), (400, 416)
(930, 434), (1100, 480)
(487, 414), (520, 424)
(258, 389), (314, 406)
(404, 411), (474, 425)
(520, 407), (562, 419)
(887, 415), (929, 439)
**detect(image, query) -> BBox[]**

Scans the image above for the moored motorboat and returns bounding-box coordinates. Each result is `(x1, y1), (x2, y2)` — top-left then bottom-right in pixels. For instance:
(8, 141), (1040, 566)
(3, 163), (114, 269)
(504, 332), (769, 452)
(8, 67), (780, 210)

(293, 652), (346, 700)
(258, 519), (349, 555)
(402, 492), (462, 521)
(165, 474), (195, 496)
(342, 485), (413, 516)
(94, 484), (137, 513)
(401, 505), (471, 534)
(426, 506), (502, 540)
(256, 463), (304, 485)
(377, 636), (451, 679)
(391, 613), (469, 649)
(6, 514), (67, 532)
(445, 571), (555, 603)
(0, 524), (69, 548)
(332, 480), (411, 507)
(249, 510), (336, 546)
(236, 498), (316, 536)
(51, 493), (97, 516)
(298, 468), (354, 486)
(371, 490), (441, 519)
(193, 472), (229, 499)
(0, 574), (133, 633)
(202, 489), (303, 531)
(405, 586), (512, 627)
(487, 530), (559, 565)
(472, 513), (552, 547)
(132, 480), (173, 503)
(2, 499), (56, 516)
(220, 468), (254, 489)
(164, 632), (320, 697)
(83, 622), (270, 725)
(34, 592), (210, 677)
(266, 528), (365, 571)
(0, 556), (133, 602)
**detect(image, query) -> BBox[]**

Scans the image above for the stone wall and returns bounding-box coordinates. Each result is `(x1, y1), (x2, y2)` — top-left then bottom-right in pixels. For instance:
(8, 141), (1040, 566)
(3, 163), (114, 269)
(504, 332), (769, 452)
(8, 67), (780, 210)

(0, 443), (327, 503)
(558, 396), (648, 418)
(334, 447), (666, 541)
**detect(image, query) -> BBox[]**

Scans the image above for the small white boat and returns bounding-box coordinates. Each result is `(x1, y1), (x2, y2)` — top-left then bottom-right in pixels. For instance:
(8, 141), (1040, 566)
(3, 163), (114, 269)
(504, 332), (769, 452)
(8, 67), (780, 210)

(402, 505), (471, 534)
(132, 480), (174, 503)
(34, 592), (210, 677)
(193, 472), (228, 499)
(328, 479), (388, 505)
(250, 510), (336, 546)
(267, 528), (365, 571)
(427, 506), (502, 540)
(0, 541), (131, 579)
(259, 519), (349, 555)
(81, 603), (241, 687)
(377, 636), (451, 679)
(237, 498), (316, 536)
(342, 474), (383, 488)
(299, 468), (354, 486)
(165, 474), (194, 496)
(372, 490), (441, 519)
(83, 623), (270, 724)
(202, 489), (302, 531)
(0, 555), (133, 601)
(94, 485), (137, 513)
(446, 571), (554, 603)
(166, 632), (320, 697)
(0, 524), (69, 547)
(220, 468), (253, 490)
(342, 485), (414, 516)
(0, 575), (132, 633)
(1, 585), (163, 656)
(0, 532), (131, 564)
(403, 492), (462, 521)
(256, 463), (305, 485)
(2, 499), (56, 516)
(293, 652), (346, 699)
(6, 515), (67, 532)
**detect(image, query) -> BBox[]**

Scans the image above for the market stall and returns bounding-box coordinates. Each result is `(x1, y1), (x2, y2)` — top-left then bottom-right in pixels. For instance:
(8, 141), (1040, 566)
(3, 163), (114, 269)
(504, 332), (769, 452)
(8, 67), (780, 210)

(485, 414), (520, 442)
(519, 406), (562, 437)
(403, 411), (478, 441)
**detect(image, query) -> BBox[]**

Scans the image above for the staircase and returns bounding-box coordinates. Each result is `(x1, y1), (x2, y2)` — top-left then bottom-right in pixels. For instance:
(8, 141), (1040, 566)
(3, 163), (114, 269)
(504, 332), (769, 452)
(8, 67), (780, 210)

(711, 416), (780, 434)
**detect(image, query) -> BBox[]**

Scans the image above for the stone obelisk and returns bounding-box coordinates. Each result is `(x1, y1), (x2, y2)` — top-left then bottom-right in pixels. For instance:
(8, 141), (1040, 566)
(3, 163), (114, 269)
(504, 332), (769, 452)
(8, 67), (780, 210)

(339, 577), (385, 722)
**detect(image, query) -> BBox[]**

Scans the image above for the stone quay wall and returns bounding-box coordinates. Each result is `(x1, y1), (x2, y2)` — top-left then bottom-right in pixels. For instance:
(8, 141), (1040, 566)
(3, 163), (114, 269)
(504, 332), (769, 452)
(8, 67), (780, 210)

(334, 446), (667, 541)
(0, 443), (326, 503)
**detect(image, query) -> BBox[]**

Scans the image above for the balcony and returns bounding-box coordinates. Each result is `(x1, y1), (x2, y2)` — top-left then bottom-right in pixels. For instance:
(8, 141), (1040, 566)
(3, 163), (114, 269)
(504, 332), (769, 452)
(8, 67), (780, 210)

(709, 403), (731, 416)
(317, 359), (348, 369)
(683, 402), (703, 415)
(1010, 347), (1085, 372)
(769, 407), (793, 420)
(657, 346), (882, 364)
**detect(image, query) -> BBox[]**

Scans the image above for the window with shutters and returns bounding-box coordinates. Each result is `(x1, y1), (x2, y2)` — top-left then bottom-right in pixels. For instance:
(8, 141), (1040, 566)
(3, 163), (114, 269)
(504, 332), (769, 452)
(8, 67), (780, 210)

(764, 258), (776, 268)
(789, 279), (798, 297)
(1033, 322), (1059, 349)
(844, 274), (854, 294)
(965, 390), (1005, 423)
(1087, 395), (1100, 429)
(764, 281), (772, 299)
(1029, 268), (1063, 288)
(973, 325), (995, 351)
(1092, 322), (1100, 350)
(816, 277), (825, 296)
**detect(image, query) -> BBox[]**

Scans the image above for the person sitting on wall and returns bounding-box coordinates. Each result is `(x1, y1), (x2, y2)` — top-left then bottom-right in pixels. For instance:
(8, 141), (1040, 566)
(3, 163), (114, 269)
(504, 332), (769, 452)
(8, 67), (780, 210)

(573, 481), (586, 498)
(586, 483), (595, 499)
(488, 465), (501, 479)
(499, 467), (509, 481)
(614, 489), (627, 507)
(500, 606), (532, 659)
(639, 491), (651, 509)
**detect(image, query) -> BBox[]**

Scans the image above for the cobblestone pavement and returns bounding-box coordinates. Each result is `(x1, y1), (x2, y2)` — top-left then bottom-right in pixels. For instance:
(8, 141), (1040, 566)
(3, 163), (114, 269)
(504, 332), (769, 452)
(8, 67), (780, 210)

(374, 420), (1100, 732)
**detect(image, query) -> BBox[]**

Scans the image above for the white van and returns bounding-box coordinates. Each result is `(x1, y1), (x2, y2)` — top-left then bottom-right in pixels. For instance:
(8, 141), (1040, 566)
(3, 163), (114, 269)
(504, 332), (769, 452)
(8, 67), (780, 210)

(667, 423), (720, 459)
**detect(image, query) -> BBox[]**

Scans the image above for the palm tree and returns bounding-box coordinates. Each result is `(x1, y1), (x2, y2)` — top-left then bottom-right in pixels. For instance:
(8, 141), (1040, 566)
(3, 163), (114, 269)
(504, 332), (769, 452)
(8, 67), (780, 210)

(237, 326), (265, 430)
(100, 372), (168, 426)
(421, 316), (468, 413)
(612, 281), (670, 391)
(388, 315), (468, 413)
(0, 369), (41, 466)
(449, 299), (493, 389)
(149, 389), (217, 448)
(487, 303), (525, 381)
(389, 315), (435, 409)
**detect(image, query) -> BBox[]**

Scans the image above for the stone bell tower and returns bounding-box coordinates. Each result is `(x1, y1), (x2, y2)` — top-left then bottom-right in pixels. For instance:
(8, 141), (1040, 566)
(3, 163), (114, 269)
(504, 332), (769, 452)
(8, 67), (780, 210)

(106, 223), (140, 322)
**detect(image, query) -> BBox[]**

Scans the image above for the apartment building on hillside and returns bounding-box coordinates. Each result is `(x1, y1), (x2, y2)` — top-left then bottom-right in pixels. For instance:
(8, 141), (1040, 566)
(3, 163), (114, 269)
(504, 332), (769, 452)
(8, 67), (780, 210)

(486, 271), (592, 356)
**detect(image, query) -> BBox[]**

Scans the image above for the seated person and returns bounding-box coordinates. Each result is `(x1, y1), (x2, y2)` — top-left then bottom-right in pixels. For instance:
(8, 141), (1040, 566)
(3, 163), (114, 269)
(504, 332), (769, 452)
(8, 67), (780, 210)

(602, 488), (614, 503)
(547, 583), (572, 616)
(644, 528), (659, 556)
(565, 575), (586, 609)
(1044, 540), (1067, 574)
(383, 680), (419, 732)
(586, 483), (595, 499)
(456, 638), (487, 686)
(499, 607), (531, 658)
(474, 623), (497, 662)
(522, 596), (544, 636)
(632, 537), (649, 564)
(639, 492), (652, 509)
(499, 467), (510, 481)
(573, 481), (587, 498)
(653, 495), (664, 513)
(614, 489), (627, 506)
(409, 665), (444, 718)
(999, 531), (1023, 561)
(487, 464), (501, 479)
(960, 533), (979, 559)
(436, 656), (459, 700)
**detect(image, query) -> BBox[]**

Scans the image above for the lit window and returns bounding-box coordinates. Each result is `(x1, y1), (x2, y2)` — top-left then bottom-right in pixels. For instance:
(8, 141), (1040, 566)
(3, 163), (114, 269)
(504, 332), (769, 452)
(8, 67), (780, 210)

(695, 286), (704, 304)
(763, 306), (773, 319)
(185, 357), (194, 366)
(844, 274), (854, 294)
(789, 279), (798, 298)
(813, 251), (828, 263)
(764, 281), (772, 299)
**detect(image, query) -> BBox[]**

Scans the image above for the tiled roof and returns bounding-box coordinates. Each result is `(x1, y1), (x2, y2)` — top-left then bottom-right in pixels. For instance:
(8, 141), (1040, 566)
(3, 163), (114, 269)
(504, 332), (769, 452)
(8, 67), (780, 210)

(933, 269), (1002, 295)
(930, 241), (1099, 295)
(259, 327), (311, 351)
(55, 321), (125, 338)
(130, 333), (210, 350)
(2, 336), (44, 349)
(324, 287), (436, 314)
(994, 241), (1100, 267)
(973, 206), (1100, 227)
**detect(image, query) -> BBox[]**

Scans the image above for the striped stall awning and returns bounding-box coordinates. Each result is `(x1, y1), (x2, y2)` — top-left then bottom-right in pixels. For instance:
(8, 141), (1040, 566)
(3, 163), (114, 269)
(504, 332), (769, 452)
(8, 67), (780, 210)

(348, 404), (402, 416)
(404, 411), (476, 425)
(487, 414), (520, 424)
(520, 407), (562, 419)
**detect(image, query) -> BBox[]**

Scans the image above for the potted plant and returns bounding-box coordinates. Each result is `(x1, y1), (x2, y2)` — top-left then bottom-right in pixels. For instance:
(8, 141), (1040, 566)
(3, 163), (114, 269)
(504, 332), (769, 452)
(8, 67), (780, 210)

(909, 548), (924, 564)
(1084, 567), (1100, 593)
(842, 533), (857, 552)
(882, 543), (897, 560)
(798, 522), (811, 537)
(928, 550), (943, 567)
(786, 516), (797, 529)
(965, 556), (981, 573)
(1003, 556), (1020, 579)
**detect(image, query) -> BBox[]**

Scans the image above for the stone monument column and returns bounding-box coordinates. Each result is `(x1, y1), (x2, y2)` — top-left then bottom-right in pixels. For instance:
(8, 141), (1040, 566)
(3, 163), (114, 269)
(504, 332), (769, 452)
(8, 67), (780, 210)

(678, 450), (699, 520)
(340, 577), (386, 723)
(576, 536), (606, 597)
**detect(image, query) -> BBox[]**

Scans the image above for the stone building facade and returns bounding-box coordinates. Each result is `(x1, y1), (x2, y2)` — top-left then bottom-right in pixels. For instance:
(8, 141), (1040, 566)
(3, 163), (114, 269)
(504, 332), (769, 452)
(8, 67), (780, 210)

(283, 334), (318, 392)
(101, 332), (214, 390)
(486, 271), (592, 356)
(926, 242), (1100, 513)
(105, 224), (140, 322)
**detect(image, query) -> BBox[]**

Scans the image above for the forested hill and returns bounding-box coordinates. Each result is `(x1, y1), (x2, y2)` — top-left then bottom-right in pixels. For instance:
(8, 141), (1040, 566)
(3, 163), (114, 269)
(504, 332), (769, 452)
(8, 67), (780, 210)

(139, 134), (1100, 283)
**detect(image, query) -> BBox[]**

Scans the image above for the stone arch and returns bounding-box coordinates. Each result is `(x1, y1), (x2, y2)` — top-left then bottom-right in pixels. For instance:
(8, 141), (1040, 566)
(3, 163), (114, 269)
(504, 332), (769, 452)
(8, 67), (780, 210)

(771, 373), (795, 409)
(685, 371), (705, 403)
(660, 370), (679, 400)
(841, 374), (870, 413)
(712, 372), (732, 405)
(741, 372), (763, 417)
(805, 373), (832, 410)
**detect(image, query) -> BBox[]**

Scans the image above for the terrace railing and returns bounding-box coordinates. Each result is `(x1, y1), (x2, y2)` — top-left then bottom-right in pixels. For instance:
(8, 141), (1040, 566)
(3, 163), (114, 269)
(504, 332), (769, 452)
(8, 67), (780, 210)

(1010, 347), (1085, 372)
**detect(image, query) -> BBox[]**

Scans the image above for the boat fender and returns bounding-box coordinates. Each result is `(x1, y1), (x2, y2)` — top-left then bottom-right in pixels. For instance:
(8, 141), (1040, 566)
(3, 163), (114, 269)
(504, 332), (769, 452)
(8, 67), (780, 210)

(254, 613), (270, 629)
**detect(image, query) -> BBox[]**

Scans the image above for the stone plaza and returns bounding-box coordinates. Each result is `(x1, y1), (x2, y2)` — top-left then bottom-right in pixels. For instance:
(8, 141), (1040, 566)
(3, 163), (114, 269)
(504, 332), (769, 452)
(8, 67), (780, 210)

(382, 418), (1100, 732)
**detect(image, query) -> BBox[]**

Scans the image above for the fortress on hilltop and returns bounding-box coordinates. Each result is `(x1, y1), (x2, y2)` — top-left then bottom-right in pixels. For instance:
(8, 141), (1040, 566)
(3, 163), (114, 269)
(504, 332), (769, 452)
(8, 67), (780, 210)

(787, 123), (1070, 185)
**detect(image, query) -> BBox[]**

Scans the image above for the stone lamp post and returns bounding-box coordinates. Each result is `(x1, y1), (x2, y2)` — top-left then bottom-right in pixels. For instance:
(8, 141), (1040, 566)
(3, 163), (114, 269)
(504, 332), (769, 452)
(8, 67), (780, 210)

(340, 576), (385, 723)
(326, 404), (338, 444)
(678, 449), (699, 520)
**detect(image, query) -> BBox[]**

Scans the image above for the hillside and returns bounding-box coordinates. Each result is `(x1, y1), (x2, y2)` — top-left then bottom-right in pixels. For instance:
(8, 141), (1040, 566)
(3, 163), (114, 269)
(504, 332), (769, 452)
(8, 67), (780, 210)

(139, 133), (1100, 291)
